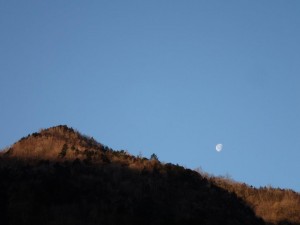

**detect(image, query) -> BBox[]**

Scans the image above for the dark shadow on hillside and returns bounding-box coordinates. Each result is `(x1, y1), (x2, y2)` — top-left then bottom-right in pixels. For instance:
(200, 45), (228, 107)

(0, 156), (266, 225)
(1, 125), (297, 225)
(270, 222), (300, 225)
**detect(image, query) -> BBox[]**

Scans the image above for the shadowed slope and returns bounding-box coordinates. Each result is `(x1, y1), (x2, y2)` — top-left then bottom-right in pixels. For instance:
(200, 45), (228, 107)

(0, 125), (277, 225)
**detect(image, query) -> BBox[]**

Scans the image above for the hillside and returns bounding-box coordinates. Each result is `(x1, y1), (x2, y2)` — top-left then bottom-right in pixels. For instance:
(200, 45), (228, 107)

(0, 125), (299, 225)
(210, 176), (300, 225)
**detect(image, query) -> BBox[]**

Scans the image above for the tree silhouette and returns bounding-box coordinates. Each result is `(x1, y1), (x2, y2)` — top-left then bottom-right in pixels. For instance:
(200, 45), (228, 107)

(150, 153), (158, 161)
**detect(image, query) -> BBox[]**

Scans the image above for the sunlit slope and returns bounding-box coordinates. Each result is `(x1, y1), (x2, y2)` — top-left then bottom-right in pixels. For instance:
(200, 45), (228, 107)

(210, 176), (300, 225)
(5, 125), (103, 160)
(0, 125), (298, 225)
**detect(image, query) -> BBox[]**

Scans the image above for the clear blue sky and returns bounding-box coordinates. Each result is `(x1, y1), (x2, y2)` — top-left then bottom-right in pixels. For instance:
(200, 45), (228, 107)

(1, 1), (300, 192)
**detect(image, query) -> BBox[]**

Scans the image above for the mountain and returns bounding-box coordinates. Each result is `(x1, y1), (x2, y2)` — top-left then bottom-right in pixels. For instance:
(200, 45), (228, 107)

(210, 176), (300, 225)
(0, 125), (299, 225)
(4, 125), (103, 160)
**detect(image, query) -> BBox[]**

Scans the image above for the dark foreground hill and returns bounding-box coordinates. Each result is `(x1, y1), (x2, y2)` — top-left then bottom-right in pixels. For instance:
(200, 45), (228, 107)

(0, 125), (298, 225)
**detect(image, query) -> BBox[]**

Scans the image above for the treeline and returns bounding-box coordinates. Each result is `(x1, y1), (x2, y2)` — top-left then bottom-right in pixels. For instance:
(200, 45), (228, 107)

(0, 125), (298, 225)
(0, 156), (264, 225)
(209, 176), (300, 225)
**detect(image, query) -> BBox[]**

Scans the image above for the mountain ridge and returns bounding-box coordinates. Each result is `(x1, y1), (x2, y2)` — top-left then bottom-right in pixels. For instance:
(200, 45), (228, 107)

(1, 125), (299, 225)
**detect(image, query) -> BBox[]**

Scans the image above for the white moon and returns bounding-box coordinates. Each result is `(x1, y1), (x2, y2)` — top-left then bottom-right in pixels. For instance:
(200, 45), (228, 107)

(216, 144), (223, 152)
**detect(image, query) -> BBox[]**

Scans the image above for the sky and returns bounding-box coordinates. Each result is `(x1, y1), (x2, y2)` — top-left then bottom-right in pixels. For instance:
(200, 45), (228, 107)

(1, 1), (300, 192)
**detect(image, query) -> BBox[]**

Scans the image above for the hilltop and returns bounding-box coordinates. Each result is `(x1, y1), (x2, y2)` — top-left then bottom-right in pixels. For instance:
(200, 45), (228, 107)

(0, 125), (299, 225)
(4, 125), (103, 160)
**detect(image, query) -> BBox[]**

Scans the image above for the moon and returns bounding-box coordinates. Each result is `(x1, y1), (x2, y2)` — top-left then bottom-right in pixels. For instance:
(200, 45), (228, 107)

(216, 144), (223, 152)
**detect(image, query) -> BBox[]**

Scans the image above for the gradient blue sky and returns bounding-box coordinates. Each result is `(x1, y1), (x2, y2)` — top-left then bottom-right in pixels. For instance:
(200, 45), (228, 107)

(1, 1), (300, 192)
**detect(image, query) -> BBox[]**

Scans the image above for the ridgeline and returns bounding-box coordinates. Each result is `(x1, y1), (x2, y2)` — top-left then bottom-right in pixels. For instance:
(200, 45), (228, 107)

(0, 125), (299, 225)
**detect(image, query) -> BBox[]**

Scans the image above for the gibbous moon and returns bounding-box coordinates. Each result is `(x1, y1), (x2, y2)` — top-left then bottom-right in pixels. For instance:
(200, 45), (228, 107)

(216, 144), (223, 152)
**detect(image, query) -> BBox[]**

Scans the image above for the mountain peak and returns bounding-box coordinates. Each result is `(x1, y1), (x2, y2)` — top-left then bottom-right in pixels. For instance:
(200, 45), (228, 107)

(5, 125), (103, 160)
(1, 125), (300, 225)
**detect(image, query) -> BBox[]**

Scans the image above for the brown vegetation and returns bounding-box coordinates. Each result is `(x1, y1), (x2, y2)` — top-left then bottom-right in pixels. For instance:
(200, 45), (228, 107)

(209, 176), (300, 225)
(0, 125), (299, 225)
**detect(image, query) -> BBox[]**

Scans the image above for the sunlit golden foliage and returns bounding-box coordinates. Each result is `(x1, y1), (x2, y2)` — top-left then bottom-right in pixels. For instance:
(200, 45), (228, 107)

(206, 175), (300, 225)
(1, 125), (299, 225)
